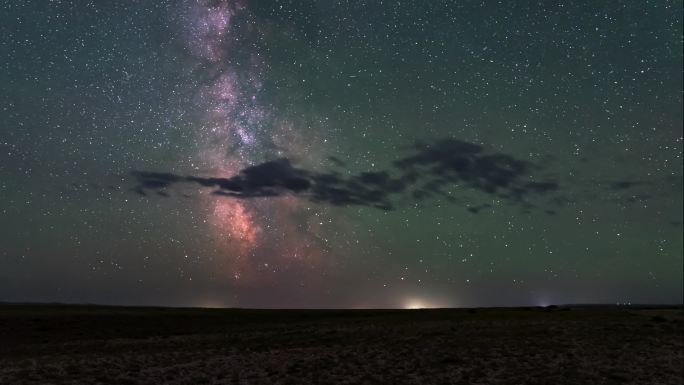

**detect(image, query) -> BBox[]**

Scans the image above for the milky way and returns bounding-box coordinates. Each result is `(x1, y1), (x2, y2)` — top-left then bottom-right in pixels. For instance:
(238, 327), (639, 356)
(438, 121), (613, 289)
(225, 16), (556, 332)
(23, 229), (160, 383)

(179, 0), (329, 285)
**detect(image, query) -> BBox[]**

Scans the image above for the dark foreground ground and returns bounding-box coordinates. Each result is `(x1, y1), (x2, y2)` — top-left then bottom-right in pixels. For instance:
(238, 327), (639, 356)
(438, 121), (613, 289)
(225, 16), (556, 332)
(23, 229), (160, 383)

(0, 305), (681, 385)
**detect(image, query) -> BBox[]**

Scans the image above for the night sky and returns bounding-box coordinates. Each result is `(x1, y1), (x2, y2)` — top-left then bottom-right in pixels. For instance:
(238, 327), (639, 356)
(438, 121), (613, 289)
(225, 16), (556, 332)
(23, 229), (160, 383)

(1, 0), (682, 308)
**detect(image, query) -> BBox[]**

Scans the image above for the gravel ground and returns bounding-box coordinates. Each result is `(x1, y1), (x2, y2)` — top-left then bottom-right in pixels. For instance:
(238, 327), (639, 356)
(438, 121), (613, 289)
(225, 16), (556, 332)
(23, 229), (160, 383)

(0, 306), (681, 384)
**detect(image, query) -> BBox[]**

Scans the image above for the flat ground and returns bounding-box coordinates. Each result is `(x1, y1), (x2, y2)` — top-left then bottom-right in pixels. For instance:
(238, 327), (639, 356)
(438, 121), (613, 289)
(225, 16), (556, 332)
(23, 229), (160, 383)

(0, 305), (681, 385)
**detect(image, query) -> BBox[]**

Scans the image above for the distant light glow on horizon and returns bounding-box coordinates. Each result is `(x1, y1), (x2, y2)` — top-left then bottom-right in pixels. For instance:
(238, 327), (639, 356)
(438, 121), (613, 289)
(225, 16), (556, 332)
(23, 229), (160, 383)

(402, 297), (447, 310)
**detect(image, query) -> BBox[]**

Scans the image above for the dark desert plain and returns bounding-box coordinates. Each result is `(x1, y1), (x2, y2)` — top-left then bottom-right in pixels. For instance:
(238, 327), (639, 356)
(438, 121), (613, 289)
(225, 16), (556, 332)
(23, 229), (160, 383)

(0, 304), (682, 384)
(2, 0), (684, 384)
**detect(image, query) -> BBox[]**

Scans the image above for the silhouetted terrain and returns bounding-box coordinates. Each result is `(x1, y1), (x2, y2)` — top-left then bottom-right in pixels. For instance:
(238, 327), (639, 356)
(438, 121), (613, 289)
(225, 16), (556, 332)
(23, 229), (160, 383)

(0, 305), (681, 384)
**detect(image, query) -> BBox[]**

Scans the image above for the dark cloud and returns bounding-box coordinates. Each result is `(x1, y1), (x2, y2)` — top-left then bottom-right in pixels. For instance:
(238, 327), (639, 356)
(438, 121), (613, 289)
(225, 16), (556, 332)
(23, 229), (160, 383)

(610, 180), (645, 190)
(393, 139), (558, 201)
(328, 156), (346, 167)
(604, 177), (680, 208)
(129, 172), (183, 196)
(186, 159), (311, 198)
(129, 138), (560, 211)
(467, 203), (492, 214)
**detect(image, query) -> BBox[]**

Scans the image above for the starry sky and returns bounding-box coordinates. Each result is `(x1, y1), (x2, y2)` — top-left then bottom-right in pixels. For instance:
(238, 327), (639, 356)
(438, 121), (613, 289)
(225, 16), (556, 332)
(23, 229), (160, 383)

(1, 0), (682, 308)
